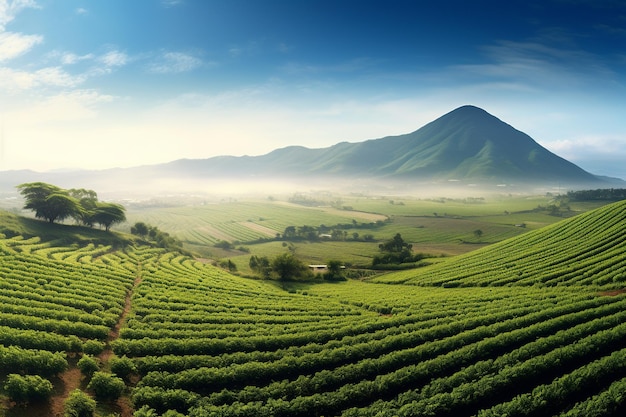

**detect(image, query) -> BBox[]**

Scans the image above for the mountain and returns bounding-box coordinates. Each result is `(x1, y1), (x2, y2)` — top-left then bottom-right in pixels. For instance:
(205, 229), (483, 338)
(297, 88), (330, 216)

(0, 105), (617, 196)
(155, 105), (608, 185)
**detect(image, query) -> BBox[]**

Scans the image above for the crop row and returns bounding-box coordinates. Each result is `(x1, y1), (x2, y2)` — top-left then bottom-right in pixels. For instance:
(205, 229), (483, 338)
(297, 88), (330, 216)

(392, 199), (626, 287)
(0, 344), (68, 375)
(0, 236), (138, 357)
(131, 297), (626, 413)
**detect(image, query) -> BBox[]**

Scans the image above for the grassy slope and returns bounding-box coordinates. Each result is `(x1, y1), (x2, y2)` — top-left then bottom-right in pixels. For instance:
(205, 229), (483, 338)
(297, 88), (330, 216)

(375, 199), (626, 287)
(0, 210), (136, 247)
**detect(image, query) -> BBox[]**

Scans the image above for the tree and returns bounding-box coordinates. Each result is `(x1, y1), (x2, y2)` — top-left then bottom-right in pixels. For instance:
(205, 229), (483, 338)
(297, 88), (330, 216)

(90, 202), (126, 231)
(283, 225), (297, 239)
(473, 229), (483, 240)
(271, 252), (312, 281)
(44, 193), (83, 223)
(130, 223), (184, 252)
(250, 255), (271, 278)
(69, 189), (99, 226)
(373, 233), (415, 266)
(17, 182), (125, 230)
(324, 259), (346, 281)
(379, 233), (412, 253)
(131, 222), (149, 237)
(17, 182), (82, 223)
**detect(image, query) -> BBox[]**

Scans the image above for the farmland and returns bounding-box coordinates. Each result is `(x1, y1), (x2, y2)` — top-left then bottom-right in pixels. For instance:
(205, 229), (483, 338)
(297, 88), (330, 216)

(0, 196), (625, 416)
(120, 193), (593, 271)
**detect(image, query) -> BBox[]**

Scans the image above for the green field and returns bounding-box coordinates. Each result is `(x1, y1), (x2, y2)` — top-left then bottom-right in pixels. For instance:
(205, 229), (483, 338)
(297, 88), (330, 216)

(120, 193), (600, 273)
(0, 196), (625, 416)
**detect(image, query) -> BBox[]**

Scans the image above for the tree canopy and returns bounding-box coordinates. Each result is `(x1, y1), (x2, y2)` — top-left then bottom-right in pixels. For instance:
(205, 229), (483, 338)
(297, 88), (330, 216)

(271, 252), (312, 281)
(16, 182), (126, 230)
(373, 233), (416, 266)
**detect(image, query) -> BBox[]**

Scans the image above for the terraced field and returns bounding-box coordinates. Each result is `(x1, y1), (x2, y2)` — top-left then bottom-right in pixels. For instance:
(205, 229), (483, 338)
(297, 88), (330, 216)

(0, 199), (625, 416)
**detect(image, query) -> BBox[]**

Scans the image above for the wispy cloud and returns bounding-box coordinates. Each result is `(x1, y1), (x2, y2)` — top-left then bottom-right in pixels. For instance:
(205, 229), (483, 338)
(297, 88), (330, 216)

(47, 50), (94, 65)
(0, 65), (84, 90)
(148, 51), (203, 74)
(451, 39), (617, 90)
(0, 31), (42, 61)
(549, 135), (625, 157)
(99, 50), (128, 67)
(75, 7), (87, 15)
(0, 0), (39, 30)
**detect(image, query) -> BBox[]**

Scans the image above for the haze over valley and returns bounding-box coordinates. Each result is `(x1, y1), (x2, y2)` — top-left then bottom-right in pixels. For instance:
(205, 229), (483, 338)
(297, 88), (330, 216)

(1, 105), (622, 201)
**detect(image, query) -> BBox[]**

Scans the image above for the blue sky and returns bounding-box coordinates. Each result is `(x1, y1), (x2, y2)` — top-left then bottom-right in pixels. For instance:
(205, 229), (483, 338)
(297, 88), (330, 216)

(1, 0), (625, 179)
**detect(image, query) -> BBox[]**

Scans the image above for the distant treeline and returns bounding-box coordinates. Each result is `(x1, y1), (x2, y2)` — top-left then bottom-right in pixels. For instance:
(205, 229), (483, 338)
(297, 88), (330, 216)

(565, 188), (626, 201)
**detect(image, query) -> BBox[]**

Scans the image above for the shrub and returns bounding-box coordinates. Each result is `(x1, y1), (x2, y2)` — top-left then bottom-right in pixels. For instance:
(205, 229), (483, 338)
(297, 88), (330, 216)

(4, 374), (53, 403)
(64, 389), (96, 417)
(110, 355), (137, 380)
(82, 340), (105, 355)
(133, 406), (158, 417)
(87, 372), (125, 399)
(77, 355), (100, 377)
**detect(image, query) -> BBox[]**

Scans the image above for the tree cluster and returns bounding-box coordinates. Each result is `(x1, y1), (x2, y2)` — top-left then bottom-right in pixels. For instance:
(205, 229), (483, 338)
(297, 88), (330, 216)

(131, 222), (184, 252)
(16, 182), (126, 231)
(249, 253), (313, 281)
(372, 233), (429, 267)
(564, 188), (626, 202)
(281, 221), (381, 242)
(250, 253), (344, 282)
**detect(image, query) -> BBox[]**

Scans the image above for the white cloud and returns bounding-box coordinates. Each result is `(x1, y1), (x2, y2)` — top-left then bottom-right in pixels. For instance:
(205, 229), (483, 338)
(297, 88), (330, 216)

(58, 51), (94, 65)
(0, 31), (42, 61)
(0, 65), (85, 90)
(34, 66), (85, 87)
(75, 7), (87, 15)
(547, 135), (624, 158)
(0, 66), (34, 89)
(148, 51), (203, 74)
(451, 40), (617, 91)
(0, 0), (39, 30)
(99, 50), (128, 67)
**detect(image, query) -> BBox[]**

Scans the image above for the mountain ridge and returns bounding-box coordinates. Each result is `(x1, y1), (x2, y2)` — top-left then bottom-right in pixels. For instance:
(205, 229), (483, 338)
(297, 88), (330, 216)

(1, 105), (622, 195)
(153, 105), (609, 186)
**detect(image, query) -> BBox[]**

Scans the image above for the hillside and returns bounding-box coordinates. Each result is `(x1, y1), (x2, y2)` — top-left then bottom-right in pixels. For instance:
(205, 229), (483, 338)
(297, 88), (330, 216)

(1, 209), (626, 416)
(378, 198), (626, 287)
(152, 106), (608, 186)
(0, 210), (134, 247)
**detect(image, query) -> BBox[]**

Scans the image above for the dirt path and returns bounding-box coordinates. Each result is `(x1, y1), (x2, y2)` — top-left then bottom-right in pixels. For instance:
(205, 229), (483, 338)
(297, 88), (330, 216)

(47, 271), (142, 417)
(48, 367), (83, 417)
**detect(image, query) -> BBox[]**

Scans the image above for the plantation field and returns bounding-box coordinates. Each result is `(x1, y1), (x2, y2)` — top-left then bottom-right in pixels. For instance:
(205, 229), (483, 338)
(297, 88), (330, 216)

(376, 198), (626, 288)
(120, 193), (591, 271)
(122, 200), (388, 246)
(0, 198), (625, 416)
